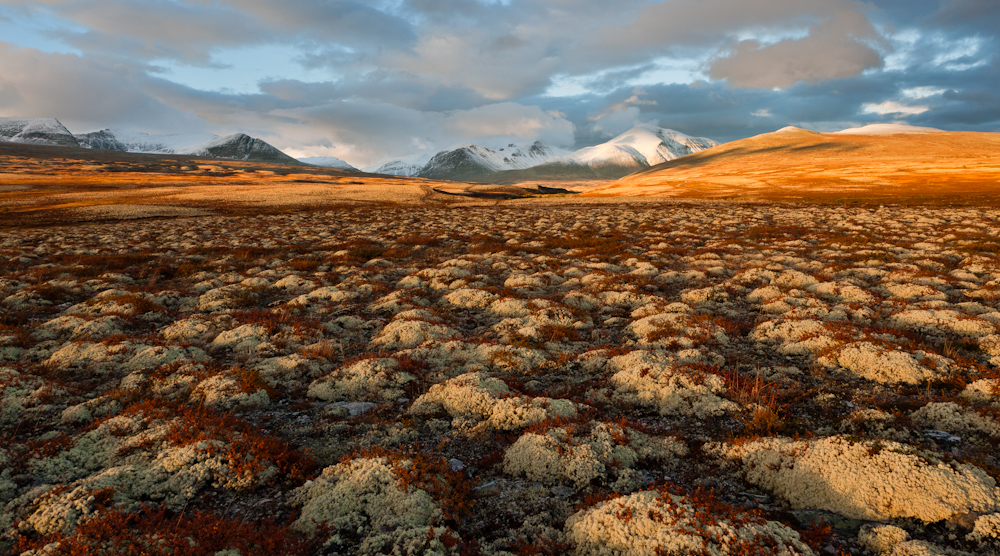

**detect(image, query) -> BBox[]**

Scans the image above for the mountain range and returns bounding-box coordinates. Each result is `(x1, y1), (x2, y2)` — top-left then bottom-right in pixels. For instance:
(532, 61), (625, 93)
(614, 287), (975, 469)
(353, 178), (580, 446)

(1, 117), (719, 181)
(361, 124), (718, 182)
(0, 118), (300, 165)
(74, 128), (299, 164)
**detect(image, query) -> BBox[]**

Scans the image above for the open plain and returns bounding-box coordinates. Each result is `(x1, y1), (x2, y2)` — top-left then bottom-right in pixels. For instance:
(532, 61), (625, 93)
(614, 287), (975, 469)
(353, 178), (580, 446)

(3, 143), (1000, 556)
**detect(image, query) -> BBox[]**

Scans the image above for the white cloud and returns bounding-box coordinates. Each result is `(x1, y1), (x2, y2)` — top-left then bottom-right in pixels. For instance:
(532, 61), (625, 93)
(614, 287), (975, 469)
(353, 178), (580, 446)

(262, 99), (575, 167)
(901, 87), (945, 99)
(591, 105), (647, 137)
(752, 109), (773, 117)
(0, 42), (206, 134)
(861, 101), (929, 116)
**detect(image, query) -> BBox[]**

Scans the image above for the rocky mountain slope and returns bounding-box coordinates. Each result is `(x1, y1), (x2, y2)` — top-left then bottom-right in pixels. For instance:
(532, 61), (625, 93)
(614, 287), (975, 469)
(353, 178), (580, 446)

(75, 128), (300, 164)
(298, 156), (358, 170)
(0, 117), (80, 148)
(365, 125), (718, 182)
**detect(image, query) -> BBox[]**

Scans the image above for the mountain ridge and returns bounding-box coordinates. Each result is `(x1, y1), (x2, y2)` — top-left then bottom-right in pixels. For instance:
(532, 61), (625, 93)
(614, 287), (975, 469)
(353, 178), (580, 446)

(364, 125), (718, 182)
(75, 128), (300, 164)
(0, 117), (80, 148)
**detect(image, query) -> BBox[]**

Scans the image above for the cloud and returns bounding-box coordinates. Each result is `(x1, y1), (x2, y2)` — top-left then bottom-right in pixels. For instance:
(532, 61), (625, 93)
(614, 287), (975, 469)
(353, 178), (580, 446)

(142, 83), (576, 166)
(902, 86), (945, 98)
(591, 105), (648, 137)
(862, 101), (930, 115)
(706, 7), (883, 89)
(0, 42), (206, 133)
(272, 101), (573, 166)
(0, 0), (997, 164)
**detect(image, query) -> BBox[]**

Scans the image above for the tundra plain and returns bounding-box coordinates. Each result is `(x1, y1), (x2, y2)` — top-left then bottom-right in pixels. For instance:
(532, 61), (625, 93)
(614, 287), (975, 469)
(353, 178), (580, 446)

(3, 144), (1000, 556)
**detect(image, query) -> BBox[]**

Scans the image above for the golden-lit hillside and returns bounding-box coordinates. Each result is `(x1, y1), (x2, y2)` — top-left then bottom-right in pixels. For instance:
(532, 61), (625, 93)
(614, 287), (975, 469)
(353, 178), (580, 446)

(0, 142), (579, 227)
(587, 127), (1000, 203)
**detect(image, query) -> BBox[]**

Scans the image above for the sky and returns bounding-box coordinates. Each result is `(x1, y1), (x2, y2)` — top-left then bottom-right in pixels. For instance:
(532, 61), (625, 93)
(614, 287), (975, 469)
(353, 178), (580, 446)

(0, 0), (997, 167)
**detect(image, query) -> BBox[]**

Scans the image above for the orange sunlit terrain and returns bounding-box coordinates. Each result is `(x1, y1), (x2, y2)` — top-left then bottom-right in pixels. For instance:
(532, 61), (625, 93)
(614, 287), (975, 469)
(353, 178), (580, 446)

(588, 128), (1000, 203)
(0, 142), (566, 227)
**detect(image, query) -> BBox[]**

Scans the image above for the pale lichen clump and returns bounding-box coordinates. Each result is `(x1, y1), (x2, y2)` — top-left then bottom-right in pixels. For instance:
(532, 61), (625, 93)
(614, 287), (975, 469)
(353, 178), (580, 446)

(911, 402), (1000, 438)
(880, 541), (973, 555)
(409, 372), (577, 430)
(709, 435), (1000, 522)
(603, 350), (736, 417)
(502, 421), (687, 490)
(564, 488), (814, 556)
(967, 512), (1000, 543)
(372, 318), (459, 350)
(832, 342), (947, 384)
(751, 319), (837, 357)
(888, 309), (996, 339)
(857, 524), (909, 553)
(307, 357), (415, 402)
(192, 374), (271, 410)
(398, 340), (546, 378)
(626, 311), (728, 349)
(291, 457), (460, 555)
(962, 379), (1000, 405)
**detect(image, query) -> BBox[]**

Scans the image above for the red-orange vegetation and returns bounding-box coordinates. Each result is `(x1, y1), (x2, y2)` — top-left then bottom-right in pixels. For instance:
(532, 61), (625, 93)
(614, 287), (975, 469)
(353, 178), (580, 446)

(14, 505), (319, 556)
(347, 446), (474, 523)
(110, 399), (315, 485)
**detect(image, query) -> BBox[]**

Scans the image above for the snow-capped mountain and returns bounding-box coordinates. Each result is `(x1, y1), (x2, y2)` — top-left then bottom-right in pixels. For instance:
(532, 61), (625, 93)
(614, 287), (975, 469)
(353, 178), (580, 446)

(0, 118), (80, 148)
(363, 125), (717, 182)
(491, 124), (719, 181)
(298, 156), (357, 170)
(550, 124), (718, 170)
(364, 141), (568, 181)
(362, 154), (431, 177)
(74, 129), (299, 164)
(418, 141), (568, 181)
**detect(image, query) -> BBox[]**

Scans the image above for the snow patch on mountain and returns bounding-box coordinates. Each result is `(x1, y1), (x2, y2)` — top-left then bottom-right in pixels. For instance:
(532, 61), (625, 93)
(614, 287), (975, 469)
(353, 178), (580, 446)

(558, 124), (718, 169)
(0, 118), (80, 147)
(363, 125), (718, 181)
(74, 128), (298, 164)
(298, 157), (357, 170)
(363, 154), (434, 177)
(418, 141), (569, 180)
(75, 129), (220, 154)
(530, 124), (717, 174)
(364, 141), (568, 179)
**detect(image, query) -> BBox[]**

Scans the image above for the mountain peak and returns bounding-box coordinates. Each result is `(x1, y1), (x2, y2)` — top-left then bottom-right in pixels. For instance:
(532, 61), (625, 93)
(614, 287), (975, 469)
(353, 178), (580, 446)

(363, 126), (718, 182)
(299, 156), (357, 170)
(73, 128), (299, 164)
(0, 117), (80, 147)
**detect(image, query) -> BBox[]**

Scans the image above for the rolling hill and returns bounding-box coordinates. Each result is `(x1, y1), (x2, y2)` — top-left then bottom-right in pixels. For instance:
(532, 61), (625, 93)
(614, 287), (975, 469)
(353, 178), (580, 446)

(586, 124), (1000, 202)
